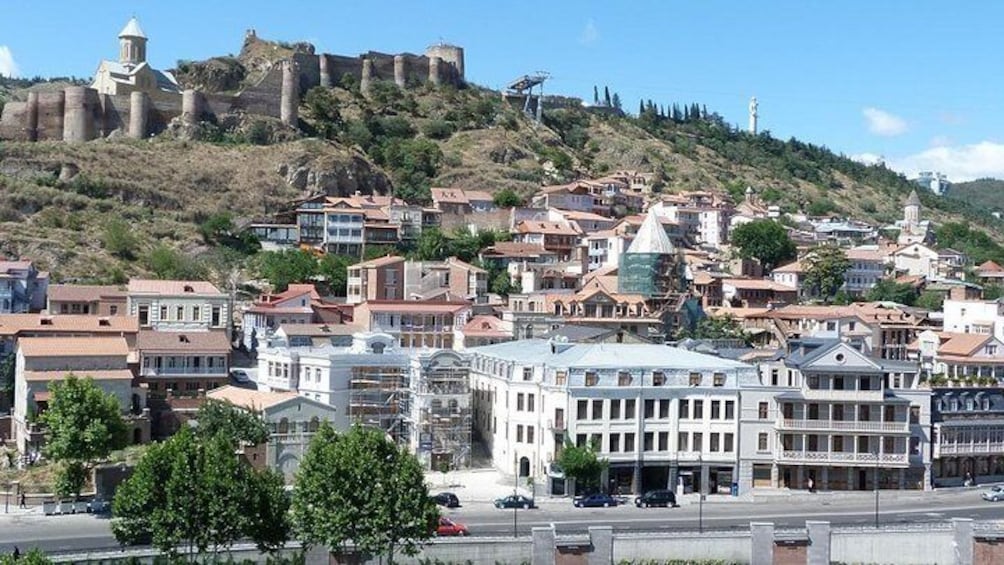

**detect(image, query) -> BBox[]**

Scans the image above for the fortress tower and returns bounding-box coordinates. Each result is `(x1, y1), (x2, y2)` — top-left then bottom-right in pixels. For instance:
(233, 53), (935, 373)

(118, 17), (148, 68)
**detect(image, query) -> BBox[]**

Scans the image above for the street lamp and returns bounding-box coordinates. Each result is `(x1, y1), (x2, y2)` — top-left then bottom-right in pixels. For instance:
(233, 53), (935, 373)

(513, 457), (519, 538)
(698, 452), (704, 534)
(874, 454), (880, 529)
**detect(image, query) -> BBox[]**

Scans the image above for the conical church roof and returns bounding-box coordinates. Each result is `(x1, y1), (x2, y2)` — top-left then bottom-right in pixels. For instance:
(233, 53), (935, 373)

(626, 209), (675, 254)
(906, 189), (921, 207)
(119, 17), (147, 39)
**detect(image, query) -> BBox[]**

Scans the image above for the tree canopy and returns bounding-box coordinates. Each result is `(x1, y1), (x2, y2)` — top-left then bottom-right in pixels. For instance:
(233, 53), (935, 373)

(730, 220), (796, 272)
(41, 375), (129, 499)
(677, 314), (750, 343)
(865, 279), (918, 305)
(557, 439), (607, 495)
(492, 188), (523, 208)
(112, 427), (289, 559)
(193, 399), (269, 447)
(802, 245), (850, 302)
(292, 423), (439, 562)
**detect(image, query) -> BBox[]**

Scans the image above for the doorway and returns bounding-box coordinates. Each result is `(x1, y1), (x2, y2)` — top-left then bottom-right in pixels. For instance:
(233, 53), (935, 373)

(857, 469), (868, 490)
(519, 456), (530, 477)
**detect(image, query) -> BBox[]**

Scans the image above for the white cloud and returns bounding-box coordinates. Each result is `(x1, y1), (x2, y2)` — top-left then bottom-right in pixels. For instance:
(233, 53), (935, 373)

(850, 152), (884, 166)
(862, 107), (908, 137)
(929, 135), (952, 148)
(0, 46), (19, 78)
(580, 19), (599, 44)
(887, 141), (1004, 182)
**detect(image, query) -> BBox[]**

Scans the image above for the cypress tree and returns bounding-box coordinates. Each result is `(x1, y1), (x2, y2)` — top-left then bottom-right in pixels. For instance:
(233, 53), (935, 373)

(604, 86), (611, 107)
(593, 85), (599, 105)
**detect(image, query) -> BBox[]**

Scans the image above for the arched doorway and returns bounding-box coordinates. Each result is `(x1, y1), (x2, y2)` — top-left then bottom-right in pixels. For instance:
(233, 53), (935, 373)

(519, 456), (530, 478)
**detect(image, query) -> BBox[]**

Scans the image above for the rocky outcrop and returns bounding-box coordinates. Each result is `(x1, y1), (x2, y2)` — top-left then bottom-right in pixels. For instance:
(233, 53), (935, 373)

(276, 148), (392, 197)
(172, 57), (247, 93)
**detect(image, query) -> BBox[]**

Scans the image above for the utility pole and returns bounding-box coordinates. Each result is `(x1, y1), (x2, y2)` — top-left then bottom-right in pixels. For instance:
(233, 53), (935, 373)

(698, 453), (704, 533)
(513, 458), (519, 538)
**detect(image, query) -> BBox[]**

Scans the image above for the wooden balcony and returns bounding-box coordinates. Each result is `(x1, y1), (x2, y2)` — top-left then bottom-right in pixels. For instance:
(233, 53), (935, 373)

(934, 442), (1004, 457)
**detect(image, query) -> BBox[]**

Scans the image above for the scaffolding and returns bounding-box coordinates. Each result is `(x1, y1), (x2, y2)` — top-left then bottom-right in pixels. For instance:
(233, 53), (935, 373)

(413, 360), (472, 470)
(348, 366), (410, 446)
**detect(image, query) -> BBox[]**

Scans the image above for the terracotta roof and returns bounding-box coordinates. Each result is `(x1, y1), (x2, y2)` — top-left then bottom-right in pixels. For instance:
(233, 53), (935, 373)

(0, 260), (33, 272)
(136, 330), (231, 353)
(462, 315), (509, 337)
(351, 255), (406, 269)
(128, 279), (223, 295)
(723, 278), (797, 291)
(979, 260), (1004, 274)
(207, 385), (298, 411)
(846, 246), (889, 261)
(933, 332), (992, 357)
(358, 301), (471, 313)
(0, 314), (138, 337)
(772, 261), (804, 274)
(23, 369), (134, 382)
(765, 305), (854, 320)
(465, 190), (493, 202)
(431, 188), (470, 204)
(483, 242), (556, 258)
(514, 220), (581, 236)
(447, 257), (487, 274)
(18, 336), (130, 357)
(47, 284), (126, 302)
(707, 307), (771, 319)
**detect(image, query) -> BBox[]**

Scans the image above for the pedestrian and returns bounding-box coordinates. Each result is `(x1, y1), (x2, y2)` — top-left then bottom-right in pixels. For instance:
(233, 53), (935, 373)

(18, 491), (25, 508)
(807, 477), (815, 492)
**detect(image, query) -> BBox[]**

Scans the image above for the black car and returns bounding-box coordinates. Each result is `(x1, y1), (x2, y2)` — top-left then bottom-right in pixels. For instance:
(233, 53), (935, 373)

(635, 489), (677, 508)
(494, 494), (535, 509)
(432, 492), (460, 508)
(573, 493), (618, 508)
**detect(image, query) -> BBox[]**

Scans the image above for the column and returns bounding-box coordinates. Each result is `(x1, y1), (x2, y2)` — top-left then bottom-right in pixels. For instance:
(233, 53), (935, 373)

(771, 463), (779, 488)
(951, 518), (973, 565)
(821, 467), (829, 490)
(806, 521), (831, 565)
(531, 526), (555, 565)
(587, 526), (613, 565)
(750, 522), (774, 565)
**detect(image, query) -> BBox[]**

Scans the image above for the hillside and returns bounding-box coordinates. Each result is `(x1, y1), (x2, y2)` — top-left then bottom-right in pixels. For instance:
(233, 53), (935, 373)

(948, 178), (1004, 213)
(1, 43), (1003, 281)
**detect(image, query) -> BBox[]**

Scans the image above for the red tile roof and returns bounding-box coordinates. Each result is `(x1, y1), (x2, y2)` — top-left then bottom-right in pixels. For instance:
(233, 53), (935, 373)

(18, 336), (130, 357)
(128, 279), (223, 295)
(136, 330), (231, 353)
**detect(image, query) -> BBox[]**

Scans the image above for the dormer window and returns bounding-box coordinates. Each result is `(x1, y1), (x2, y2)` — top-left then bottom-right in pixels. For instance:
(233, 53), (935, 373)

(713, 373), (726, 387)
(618, 372), (632, 386)
(98, 318), (111, 327)
(39, 318), (53, 326)
(689, 372), (702, 387)
(178, 335), (190, 343)
(183, 285), (194, 293)
(653, 371), (665, 386)
(585, 371), (599, 387)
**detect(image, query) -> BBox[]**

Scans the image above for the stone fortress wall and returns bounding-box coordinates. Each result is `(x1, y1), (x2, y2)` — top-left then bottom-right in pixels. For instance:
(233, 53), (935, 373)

(0, 28), (464, 143)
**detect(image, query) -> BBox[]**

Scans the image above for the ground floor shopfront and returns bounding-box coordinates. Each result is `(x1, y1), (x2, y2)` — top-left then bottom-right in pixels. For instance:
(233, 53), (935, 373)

(551, 460), (739, 496)
(933, 455), (1004, 487)
(754, 463), (928, 491)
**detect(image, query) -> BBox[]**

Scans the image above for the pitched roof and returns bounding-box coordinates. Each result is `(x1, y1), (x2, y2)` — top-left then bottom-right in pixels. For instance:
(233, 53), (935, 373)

(47, 284), (127, 303)
(462, 315), (508, 337)
(206, 386), (298, 411)
(23, 369), (134, 382)
(979, 260), (1004, 273)
(136, 330), (231, 353)
(472, 339), (751, 370)
(0, 260), (34, 273)
(18, 336), (130, 357)
(723, 278), (797, 291)
(773, 260), (804, 274)
(515, 220), (581, 236)
(118, 17), (146, 39)
(906, 189), (921, 206)
(0, 314), (137, 337)
(483, 242), (556, 258)
(431, 188), (470, 204)
(127, 279), (223, 295)
(351, 255), (406, 269)
(625, 209), (675, 254)
(846, 246), (889, 261)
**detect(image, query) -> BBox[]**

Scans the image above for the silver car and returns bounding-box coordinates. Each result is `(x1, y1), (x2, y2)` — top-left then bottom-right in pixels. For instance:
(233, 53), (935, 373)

(982, 486), (1004, 502)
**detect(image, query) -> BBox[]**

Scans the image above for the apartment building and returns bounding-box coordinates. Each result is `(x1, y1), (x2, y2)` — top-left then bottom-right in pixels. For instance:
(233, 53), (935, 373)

(46, 284), (127, 316)
(136, 330), (231, 394)
(930, 387), (1004, 486)
(943, 299), (1004, 342)
(347, 256), (488, 306)
(242, 284), (327, 350)
(0, 314), (138, 359)
(745, 339), (930, 493)
(512, 221), (582, 261)
(0, 259), (48, 314)
(910, 331), (1004, 381)
(469, 339), (759, 496)
(127, 279), (231, 335)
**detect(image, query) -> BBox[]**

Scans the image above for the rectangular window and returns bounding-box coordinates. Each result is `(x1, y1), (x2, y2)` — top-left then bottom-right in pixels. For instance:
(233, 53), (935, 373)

(523, 367), (533, 381)
(644, 399), (655, 419)
(833, 436), (844, 452)
(711, 400), (721, 419)
(527, 425), (535, 444)
(527, 394), (535, 412)
(110, 305), (118, 315)
(625, 399), (636, 419)
(910, 436), (920, 455)
(833, 404), (844, 421)
(618, 371), (632, 386)
(693, 400), (704, 419)
(678, 432), (689, 451)
(610, 399), (621, 420)
(624, 433), (635, 452)
(516, 425), (523, 443)
(644, 432), (654, 451)
(517, 393), (524, 411)
(679, 399), (689, 419)
(658, 432), (669, 451)
(609, 433), (621, 453)
(834, 376), (845, 390)
(758, 432), (768, 451)
(725, 400), (735, 419)
(212, 306), (222, 327)
(910, 406), (920, 424)
(770, 369), (779, 386)
(758, 402), (769, 419)
(659, 399), (670, 419)
(585, 371), (599, 386)
(192, 306), (200, 320)
(713, 373), (725, 387)
(175, 306), (184, 320)
(592, 399), (603, 420)
(724, 433), (734, 452)
(693, 432), (703, 452)
(138, 305), (149, 326)
(160, 305), (168, 320)
(577, 400), (588, 420)
(653, 371), (665, 386)
(556, 371), (567, 386)
(710, 433), (720, 452)
(689, 372), (702, 386)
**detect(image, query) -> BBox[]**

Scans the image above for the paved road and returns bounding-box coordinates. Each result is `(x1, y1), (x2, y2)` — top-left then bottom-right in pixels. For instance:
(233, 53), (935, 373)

(2, 488), (1002, 554)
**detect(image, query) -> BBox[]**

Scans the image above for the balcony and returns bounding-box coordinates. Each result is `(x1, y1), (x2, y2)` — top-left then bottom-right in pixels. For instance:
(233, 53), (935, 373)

(777, 418), (909, 434)
(935, 442), (1004, 457)
(143, 366), (228, 376)
(549, 418), (566, 431)
(778, 451), (909, 466)
(802, 389), (884, 402)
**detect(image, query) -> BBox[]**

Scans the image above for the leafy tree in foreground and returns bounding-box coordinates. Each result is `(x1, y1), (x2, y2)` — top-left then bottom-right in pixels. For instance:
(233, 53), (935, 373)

(677, 314), (750, 343)
(292, 423), (439, 563)
(0, 548), (51, 564)
(557, 439), (608, 495)
(865, 279), (918, 305)
(41, 375), (129, 500)
(112, 428), (289, 560)
(731, 219), (797, 272)
(193, 398), (269, 447)
(802, 245), (851, 303)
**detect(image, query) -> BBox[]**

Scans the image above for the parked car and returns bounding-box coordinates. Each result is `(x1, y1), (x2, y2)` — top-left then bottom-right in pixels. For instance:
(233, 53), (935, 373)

(635, 489), (677, 508)
(982, 486), (1004, 502)
(432, 492), (460, 508)
(494, 494), (535, 509)
(573, 493), (618, 508)
(230, 369), (250, 384)
(436, 517), (469, 536)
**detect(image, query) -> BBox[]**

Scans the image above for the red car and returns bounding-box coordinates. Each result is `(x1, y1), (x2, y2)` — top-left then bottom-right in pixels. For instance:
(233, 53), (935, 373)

(436, 517), (469, 536)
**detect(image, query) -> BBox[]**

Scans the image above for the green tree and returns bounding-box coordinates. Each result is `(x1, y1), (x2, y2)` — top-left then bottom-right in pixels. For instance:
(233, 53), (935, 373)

(304, 86), (343, 139)
(492, 188), (523, 208)
(802, 245), (851, 302)
(292, 424), (439, 563)
(985, 284), (1004, 301)
(112, 428), (289, 559)
(678, 314), (750, 343)
(318, 254), (353, 296)
(415, 227), (448, 261)
(146, 244), (207, 280)
(731, 220), (797, 272)
(0, 354), (13, 394)
(199, 212), (235, 245)
(193, 398), (269, 447)
(490, 270), (517, 296)
(0, 548), (51, 564)
(257, 249), (319, 292)
(556, 439), (607, 495)
(41, 375), (129, 500)
(102, 218), (139, 260)
(865, 279), (918, 305)
(420, 119), (455, 140)
(916, 290), (945, 311)
(447, 228), (482, 262)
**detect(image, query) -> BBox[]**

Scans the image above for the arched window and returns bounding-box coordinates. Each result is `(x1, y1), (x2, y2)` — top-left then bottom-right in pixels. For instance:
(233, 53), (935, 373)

(308, 417), (320, 432)
(278, 417), (289, 434)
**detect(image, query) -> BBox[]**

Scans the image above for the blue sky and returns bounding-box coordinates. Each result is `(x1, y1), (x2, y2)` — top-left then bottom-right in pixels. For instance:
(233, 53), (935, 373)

(2, 0), (1003, 181)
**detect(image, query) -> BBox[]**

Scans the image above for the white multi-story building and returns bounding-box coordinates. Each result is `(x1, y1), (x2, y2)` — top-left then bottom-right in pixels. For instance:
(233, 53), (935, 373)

(256, 331), (471, 469)
(844, 245), (888, 296)
(127, 279), (230, 335)
(469, 339), (759, 496)
(943, 299), (1004, 342)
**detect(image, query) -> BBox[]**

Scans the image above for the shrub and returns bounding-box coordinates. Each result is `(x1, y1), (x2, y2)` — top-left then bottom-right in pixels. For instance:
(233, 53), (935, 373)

(421, 119), (455, 140)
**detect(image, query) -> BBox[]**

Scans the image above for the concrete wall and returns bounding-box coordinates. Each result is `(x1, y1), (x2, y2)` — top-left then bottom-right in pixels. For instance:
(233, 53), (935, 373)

(613, 531), (751, 563)
(831, 525), (955, 564)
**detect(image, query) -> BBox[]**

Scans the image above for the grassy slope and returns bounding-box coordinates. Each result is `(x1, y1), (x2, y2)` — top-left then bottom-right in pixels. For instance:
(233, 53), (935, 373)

(948, 179), (1004, 212)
